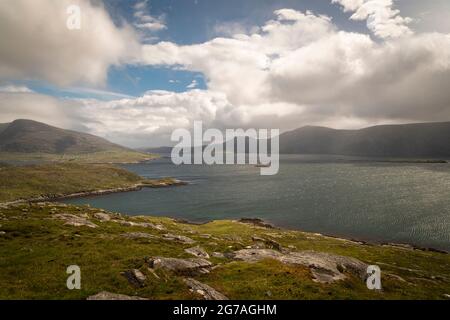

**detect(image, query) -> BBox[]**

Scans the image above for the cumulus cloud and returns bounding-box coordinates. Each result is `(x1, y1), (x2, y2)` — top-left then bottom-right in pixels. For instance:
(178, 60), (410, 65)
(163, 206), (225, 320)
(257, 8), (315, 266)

(0, 0), (140, 86)
(137, 6), (450, 135)
(133, 0), (166, 32)
(332, 0), (413, 38)
(1, 2), (450, 147)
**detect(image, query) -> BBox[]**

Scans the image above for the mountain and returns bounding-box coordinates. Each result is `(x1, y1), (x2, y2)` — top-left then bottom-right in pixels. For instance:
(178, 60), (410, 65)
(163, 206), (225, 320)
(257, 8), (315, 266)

(0, 119), (133, 154)
(279, 122), (450, 158)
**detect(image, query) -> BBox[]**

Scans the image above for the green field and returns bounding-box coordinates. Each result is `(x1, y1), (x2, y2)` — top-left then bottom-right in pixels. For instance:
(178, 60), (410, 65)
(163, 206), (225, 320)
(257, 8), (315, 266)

(0, 163), (174, 203)
(0, 150), (156, 164)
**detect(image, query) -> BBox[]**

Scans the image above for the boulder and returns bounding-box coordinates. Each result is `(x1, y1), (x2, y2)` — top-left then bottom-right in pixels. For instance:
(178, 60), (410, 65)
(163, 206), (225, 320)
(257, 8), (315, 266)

(87, 291), (148, 300)
(121, 232), (158, 240)
(93, 212), (111, 222)
(185, 247), (210, 259)
(184, 278), (228, 300)
(163, 233), (195, 244)
(53, 214), (98, 228)
(121, 269), (147, 288)
(231, 249), (368, 283)
(148, 257), (212, 275)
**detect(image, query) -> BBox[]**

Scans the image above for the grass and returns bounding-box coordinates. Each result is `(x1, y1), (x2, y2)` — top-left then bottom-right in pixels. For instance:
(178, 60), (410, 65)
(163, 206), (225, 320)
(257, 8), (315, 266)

(0, 150), (156, 164)
(0, 203), (449, 300)
(0, 163), (172, 203)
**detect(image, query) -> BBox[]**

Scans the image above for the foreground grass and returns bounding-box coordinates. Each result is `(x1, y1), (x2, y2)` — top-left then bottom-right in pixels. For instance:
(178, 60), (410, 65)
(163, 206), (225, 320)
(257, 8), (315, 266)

(0, 150), (156, 164)
(0, 202), (449, 300)
(0, 163), (178, 203)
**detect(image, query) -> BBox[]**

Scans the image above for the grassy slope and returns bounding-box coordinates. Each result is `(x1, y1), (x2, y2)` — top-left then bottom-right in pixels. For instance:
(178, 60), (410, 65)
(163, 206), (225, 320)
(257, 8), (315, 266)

(0, 203), (449, 300)
(0, 150), (155, 164)
(0, 163), (174, 203)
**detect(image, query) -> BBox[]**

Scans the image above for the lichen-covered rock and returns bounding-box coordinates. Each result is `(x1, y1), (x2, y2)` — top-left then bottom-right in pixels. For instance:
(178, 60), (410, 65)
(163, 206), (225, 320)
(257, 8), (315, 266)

(87, 291), (148, 300)
(184, 278), (228, 300)
(232, 249), (368, 283)
(163, 233), (195, 244)
(121, 269), (147, 288)
(93, 212), (111, 222)
(148, 257), (212, 275)
(185, 246), (210, 259)
(121, 232), (158, 240)
(53, 214), (98, 228)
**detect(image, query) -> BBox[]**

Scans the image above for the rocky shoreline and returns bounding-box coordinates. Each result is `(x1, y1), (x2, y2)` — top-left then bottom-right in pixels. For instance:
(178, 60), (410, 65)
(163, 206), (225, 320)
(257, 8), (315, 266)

(0, 178), (187, 208)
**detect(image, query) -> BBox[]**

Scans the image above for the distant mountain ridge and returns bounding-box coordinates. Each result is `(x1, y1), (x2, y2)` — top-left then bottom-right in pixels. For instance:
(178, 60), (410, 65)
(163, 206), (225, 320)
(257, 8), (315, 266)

(0, 119), (131, 154)
(279, 122), (450, 158)
(145, 122), (450, 158)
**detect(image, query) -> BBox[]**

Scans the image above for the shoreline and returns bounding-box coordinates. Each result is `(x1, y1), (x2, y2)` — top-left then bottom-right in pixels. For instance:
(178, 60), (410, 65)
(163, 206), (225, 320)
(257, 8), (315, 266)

(1, 180), (447, 255)
(173, 216), (449, 255)
(0, 179), (187, 208)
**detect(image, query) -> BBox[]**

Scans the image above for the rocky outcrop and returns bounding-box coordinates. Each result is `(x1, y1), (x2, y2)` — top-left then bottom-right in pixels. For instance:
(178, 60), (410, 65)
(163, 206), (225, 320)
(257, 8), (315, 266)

(184, 278), (228, 300)
(121, 232), (158, 240)
(87, 291), (148, 300)
(121, 269), (147, 288)
(147, 257), (212, 275)
(185, 247), (210, 259)
(163, 233), (195, 244)
(53, 214), (98, 228)
(232, 249), (368, 283)
(93, 212), (112, 222)
(238, 218), (275, 229)
(117, 220), (165, 231)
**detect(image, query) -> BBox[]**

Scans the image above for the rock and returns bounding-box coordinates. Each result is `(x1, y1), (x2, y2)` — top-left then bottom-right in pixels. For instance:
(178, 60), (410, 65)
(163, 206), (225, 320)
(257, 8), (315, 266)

(87, 291), (148, 300)
(121, 269), (147, 288)
(117, 220), (165, 231)
(185, 247), (210, 259)
(53, 214), (98, 228)
(443, 294), (450, 299)
(212, 252), (226, 259)
(231, 249), (367, 283)
(93, 212), (111, 222)
(0, 231), (5, 235)
(239, 218), (274, 229)
(121, 232), (158, 240)
(199, 234), (212, 239)
(251, 236), (283, 251)
(163, 233), (195, 244)
(184, 278), (228, 300)
(148, 257), (212, 275)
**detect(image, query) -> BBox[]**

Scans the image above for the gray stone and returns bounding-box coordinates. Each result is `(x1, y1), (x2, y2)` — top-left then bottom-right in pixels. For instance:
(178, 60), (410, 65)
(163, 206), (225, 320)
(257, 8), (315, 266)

(53, 214), (98, 228)
(87, 291), (148, 300)
(231, 249), (368, 283)
(185, 246), (210, 259)
(93, 212), (111, 222)
(184, 278), (228, 300)
(148, 257), (212, 275)
(163, 233), (195, 244)
(121, 232), (158, 240)
(121, 269), (147, 288)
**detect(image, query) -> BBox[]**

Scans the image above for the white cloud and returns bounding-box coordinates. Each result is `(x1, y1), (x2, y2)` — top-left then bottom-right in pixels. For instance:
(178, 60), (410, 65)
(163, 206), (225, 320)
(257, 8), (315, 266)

(332, 0), (413, 38)
(0, 0), (140, 86)
(133, 0), (166, 41)
(0, 85), (34, 93)
(186, 80), (198, 89)
(1, 4), (450, 147)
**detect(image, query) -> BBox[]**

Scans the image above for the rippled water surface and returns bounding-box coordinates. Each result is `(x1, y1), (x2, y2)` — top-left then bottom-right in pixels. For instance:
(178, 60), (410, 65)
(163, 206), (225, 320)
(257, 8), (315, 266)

(64, 155), (450, 250)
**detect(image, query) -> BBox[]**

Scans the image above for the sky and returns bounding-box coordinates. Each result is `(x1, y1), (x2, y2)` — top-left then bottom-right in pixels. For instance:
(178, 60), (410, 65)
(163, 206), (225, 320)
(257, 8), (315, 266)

(0, 0), (450, 147)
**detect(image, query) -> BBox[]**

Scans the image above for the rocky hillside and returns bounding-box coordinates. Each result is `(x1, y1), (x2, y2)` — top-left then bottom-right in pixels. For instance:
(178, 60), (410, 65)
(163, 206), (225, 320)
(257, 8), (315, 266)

(0, 202), (449, 300)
